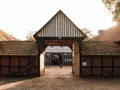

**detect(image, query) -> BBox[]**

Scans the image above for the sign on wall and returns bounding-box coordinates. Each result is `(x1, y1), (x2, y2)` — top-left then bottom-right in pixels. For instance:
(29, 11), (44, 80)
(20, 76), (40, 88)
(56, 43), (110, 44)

(82, 62), (87, 66)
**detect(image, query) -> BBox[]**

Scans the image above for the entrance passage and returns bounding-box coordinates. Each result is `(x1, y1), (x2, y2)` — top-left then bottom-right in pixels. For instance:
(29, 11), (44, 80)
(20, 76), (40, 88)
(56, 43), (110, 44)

(45, 46), (72, 76)
(45, 66), (72, 76)
(33, 10), (87, 77)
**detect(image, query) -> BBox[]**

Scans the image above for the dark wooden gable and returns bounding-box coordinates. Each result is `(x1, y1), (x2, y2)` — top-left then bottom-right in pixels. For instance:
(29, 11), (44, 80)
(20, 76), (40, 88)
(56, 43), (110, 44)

(34, 10), (87, 38)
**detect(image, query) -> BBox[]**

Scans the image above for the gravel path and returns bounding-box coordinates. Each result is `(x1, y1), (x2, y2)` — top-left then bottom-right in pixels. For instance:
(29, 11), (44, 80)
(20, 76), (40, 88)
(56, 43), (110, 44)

(1, 76), (120, 90)
(0, 66), (120, 90)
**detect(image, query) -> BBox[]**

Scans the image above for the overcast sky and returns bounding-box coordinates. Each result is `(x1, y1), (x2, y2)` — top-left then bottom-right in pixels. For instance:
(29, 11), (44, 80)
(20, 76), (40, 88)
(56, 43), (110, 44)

(0, 0), (114, 40)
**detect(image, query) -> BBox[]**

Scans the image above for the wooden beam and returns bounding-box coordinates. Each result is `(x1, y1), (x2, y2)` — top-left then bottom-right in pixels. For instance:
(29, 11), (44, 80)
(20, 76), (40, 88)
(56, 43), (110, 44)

(101, 56), (103, 76)
(9, 56), (11, 75)
(90, 56), (93, 76)
(27, 56), (30, 76)
(45, 40), (73, 46)
(45, 43), (72, 46)
(45, 40), (73, 43)
(18, 56), (20, 73)
(37, 41), (40, 76)
(112, 56), (114, 77)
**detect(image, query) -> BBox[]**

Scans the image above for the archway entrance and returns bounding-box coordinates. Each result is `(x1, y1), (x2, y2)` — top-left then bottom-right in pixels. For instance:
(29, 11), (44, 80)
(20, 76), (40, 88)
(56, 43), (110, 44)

(33, 10), (87, 77)
(44, 40), (72, 76)
(36, 38), (83, 76)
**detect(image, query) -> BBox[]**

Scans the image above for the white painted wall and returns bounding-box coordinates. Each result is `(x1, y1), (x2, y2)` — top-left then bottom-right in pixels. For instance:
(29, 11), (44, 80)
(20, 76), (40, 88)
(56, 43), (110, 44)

(40, 52), (45, 76)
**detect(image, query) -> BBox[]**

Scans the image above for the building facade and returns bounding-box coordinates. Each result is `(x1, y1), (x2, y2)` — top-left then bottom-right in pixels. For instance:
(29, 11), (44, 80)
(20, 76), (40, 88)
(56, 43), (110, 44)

(0, 10), (120, 77)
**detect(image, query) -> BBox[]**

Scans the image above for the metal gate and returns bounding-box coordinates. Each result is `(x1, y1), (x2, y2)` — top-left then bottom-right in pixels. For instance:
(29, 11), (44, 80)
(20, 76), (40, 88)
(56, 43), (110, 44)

(45, 52), (72, 66)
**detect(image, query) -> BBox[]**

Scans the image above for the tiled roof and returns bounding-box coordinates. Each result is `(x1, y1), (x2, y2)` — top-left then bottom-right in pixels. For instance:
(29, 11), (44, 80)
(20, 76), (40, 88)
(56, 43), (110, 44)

(83, 41), (120, 55)
(0, 30), (16, 41)
(0, 41), (120, 56)
(92, 22), (120, 41)
(0, 41), (37, 56)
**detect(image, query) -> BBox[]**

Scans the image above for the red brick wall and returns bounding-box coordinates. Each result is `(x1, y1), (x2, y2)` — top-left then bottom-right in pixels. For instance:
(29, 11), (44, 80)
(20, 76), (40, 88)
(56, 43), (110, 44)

(30, 56), (38, 66)
(20, 57), (28, 66)
(0, 56), (9, 75)
(11, 56), (18, 66)
(92, 56), (101, 66)
(1, 56), (9, 66)
(0, 56), (39, 76)
(82, 56), (120, 76)
(114, 56), (120, 66)
(103, 56), (112, 66)
(114, 56), (120, 75)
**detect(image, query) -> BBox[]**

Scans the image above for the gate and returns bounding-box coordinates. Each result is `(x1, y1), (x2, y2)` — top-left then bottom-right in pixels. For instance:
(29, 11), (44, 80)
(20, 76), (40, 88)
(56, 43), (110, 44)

(45, 52), (72, 66)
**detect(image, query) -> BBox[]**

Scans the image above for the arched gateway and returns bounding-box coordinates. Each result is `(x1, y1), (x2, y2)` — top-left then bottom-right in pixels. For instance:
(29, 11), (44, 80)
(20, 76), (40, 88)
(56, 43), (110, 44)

(33, 10), (87, 76)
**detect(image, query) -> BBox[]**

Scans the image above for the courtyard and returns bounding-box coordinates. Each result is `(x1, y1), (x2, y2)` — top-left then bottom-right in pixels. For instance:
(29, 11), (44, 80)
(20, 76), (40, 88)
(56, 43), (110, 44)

(0, 66), (120, 90)
(45, 66), (72, 76)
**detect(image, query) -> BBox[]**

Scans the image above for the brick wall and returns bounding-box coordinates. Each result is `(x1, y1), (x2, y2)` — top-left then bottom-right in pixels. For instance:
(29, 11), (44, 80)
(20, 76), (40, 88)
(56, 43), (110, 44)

(0, 56), (39, 76)
(82, 56), (120, 76)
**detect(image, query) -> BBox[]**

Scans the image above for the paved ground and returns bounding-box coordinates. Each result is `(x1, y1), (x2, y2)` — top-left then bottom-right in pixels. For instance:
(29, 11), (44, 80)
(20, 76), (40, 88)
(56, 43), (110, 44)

(0, 66), (120, 90)
(45, 66), (72, 76)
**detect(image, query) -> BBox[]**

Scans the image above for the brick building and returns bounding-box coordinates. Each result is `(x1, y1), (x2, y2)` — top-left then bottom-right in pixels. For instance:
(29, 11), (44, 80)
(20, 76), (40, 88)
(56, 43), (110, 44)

(0, 10), (120, 77)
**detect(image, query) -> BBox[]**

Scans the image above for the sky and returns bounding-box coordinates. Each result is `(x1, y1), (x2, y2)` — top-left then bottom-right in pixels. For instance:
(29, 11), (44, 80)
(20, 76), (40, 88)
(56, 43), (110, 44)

(0, 0), (114, 40)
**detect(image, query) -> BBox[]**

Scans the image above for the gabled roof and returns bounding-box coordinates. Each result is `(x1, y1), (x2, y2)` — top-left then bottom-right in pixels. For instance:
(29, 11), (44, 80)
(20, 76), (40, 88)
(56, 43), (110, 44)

(0, 30), (16, 41)
(0, 41), (37, 56)
(92, 22), (120, 42)
(34, 10), (87, 39)
(83, 41), (120, 55)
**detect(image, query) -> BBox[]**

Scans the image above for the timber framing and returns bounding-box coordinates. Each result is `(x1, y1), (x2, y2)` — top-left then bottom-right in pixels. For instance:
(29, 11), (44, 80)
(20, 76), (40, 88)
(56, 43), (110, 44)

(9, 56), (11, 75)
(37, 41), (40, 76)
(36, 37), (84, 77)
(27, 56), (30, 76)
(1, 10), (120, 78)
(101, 56), (103, 76)
(81, 56), (120, 77)
(112, 56), (114, 77)
(90, 56), (92, 76)
(18, 56), (20, 73)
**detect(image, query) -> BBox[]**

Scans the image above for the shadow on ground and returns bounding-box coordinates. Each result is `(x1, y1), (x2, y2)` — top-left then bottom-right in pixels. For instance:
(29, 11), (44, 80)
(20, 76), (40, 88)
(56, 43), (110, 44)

(0, 76), (31, 86)
(1, 76), (120, 90)
(1, 66), (120, 90)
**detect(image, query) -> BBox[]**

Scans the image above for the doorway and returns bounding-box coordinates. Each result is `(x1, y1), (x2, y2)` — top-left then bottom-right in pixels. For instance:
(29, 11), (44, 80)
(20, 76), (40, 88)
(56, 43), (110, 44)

(44, 46), (72, 76)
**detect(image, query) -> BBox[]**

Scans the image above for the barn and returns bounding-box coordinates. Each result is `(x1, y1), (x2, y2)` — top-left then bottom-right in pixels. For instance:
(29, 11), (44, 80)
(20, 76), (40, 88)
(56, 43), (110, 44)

(82, 41), (120, 77)
(0, 41), (39, 76)
(0, 10), (120, 77)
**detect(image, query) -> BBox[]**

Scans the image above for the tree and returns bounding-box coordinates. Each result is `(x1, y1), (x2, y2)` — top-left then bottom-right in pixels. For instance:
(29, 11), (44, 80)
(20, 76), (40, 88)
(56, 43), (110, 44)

(102, 0), (120, 21)
(82, 28), (94, 38)
(26, 30), (36, 41)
